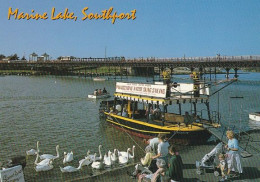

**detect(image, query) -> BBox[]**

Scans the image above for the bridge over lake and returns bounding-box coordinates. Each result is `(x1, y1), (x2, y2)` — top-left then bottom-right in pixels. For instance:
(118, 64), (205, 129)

(1, 55), (260, 77)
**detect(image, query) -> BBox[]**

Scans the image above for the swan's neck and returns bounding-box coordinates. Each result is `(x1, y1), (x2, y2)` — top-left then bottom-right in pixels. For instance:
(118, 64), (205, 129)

(56, 146), (59, 157)
(98, 146), (102, 159)
(34, 153), (39, 165)
(132, 147), (135, 157)
(77, 161), (83, 169)
(36, 141), (39, 152)
(127, 150), (130, 159)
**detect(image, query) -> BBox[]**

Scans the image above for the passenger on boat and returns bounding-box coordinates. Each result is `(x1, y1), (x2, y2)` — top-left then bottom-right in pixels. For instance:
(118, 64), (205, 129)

(225, 130), (243, 177)
(184, 112), (191, 126)
(98, 89), (102, 95)
(153, 106), (161, 120)
(152, 134), (170, 163)
(117, 111), (122, 116)
(94, 89), (98, 96)
(109, 107), (113, 114)
(138, 159), (168, 182)
(114, 109), (119, 115)
(166, 146), (183, 182)
(122, 108), (128, 117)
(149, 107), (154, 121)
(116, 104), (122, 112)
(103, 87), (107, 94)
(192, 113), (200, 123)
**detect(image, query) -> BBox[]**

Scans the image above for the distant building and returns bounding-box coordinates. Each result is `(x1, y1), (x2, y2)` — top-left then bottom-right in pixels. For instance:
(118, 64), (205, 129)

(30, 52), (50, 62)
(37, 56), (45, 62)
(60, 56), (71, 61)
(29, 52), (38, 61)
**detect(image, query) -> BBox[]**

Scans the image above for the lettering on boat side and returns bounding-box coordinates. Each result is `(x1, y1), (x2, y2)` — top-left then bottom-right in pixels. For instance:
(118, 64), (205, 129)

(116, 82), (167, 98)
(7, 7), (137, 24)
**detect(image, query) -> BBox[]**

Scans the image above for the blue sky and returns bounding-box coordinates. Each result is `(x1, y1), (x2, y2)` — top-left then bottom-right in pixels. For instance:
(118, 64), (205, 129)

(0, 0), (260, 59)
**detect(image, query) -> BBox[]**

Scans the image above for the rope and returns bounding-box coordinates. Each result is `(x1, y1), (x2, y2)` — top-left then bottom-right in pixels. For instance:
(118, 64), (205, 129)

(166, 129), (180, 141)
(111, 114), (146, 154)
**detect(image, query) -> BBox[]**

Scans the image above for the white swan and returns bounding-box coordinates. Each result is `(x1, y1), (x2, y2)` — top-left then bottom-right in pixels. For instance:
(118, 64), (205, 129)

(40, 145), (59, 160)
(60, 159), (86, 173)
(63, 151), (73, 164)
(91, 153), (104, 169)
(79, 151), (92, 166)
(118, 145), (135, 159)
(104, 151), (112, 167)
(88, 145), (102, 161)
(35, 150), (51, 166)
(35, 159), (53, 172)
(129, 145), (135, 159)
(119, 148), (130, 165)
(118, 147), (129, 157)
(26, 141), (39, 155)
(111, 149), (118, 163)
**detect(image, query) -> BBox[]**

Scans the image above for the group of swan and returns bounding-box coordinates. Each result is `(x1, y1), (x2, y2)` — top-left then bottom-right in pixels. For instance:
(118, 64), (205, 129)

(26, 142), (135, 173)
(31, 141), (60, 172)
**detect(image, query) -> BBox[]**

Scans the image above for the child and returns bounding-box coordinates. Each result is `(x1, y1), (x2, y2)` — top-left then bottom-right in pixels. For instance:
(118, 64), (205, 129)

(217, 153), (227, 182)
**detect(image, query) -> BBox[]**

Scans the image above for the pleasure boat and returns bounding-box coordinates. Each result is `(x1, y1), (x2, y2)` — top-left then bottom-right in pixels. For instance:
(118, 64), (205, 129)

(93, 77), (106, 81)
(99, 71), (222, 144)
(88, 93), (111, 99)
(249, 112), (260, 121)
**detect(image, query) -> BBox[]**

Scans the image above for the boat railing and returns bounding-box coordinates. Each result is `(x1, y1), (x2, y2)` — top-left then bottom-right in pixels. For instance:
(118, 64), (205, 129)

(196, 109), (221, 125)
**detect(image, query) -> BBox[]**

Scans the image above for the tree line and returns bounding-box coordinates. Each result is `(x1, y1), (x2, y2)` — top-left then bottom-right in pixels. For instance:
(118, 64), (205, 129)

(0, 54), (26, 61)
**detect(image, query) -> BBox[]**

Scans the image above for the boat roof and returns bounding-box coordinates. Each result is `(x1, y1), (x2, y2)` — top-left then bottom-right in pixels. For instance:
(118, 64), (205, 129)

(114, 93), (209, 105)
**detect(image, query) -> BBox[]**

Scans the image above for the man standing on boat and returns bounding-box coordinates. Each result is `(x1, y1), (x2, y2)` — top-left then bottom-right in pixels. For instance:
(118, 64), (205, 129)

(184, 112), (192, 126)
(103, 87), (107, 94)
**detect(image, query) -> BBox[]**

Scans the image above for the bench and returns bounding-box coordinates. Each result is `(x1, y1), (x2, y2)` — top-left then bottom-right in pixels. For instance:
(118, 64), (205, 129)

(165, 113), (184, 124)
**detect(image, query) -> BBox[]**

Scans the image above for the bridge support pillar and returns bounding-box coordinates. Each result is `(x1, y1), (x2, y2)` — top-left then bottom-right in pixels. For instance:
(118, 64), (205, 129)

(225, 68), (230, 79)
(170, 67), (173, 77)
(199, 67), (203, 79)
(234, 68), (239, 78)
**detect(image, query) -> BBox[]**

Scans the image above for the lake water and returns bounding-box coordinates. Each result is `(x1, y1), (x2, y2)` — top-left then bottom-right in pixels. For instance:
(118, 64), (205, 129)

(0, 72), (259, 181)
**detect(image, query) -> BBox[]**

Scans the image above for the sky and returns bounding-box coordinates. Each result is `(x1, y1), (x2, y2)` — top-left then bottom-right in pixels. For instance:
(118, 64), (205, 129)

(0, 0), (260, 59)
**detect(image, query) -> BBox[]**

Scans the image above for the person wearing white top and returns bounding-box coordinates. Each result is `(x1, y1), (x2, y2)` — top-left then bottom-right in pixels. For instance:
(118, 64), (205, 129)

(152, 134), (170, 161)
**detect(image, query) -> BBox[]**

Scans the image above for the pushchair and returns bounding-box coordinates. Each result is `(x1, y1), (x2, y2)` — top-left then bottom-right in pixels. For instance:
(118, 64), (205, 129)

(196, 142), (224, 176)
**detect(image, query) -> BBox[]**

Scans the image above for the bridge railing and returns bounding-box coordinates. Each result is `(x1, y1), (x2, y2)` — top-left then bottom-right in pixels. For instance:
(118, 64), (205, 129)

(2, 55), (260, 63)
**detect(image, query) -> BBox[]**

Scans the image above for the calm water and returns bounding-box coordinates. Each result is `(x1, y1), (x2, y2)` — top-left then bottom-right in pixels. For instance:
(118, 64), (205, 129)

(0, 73), (260, 181)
